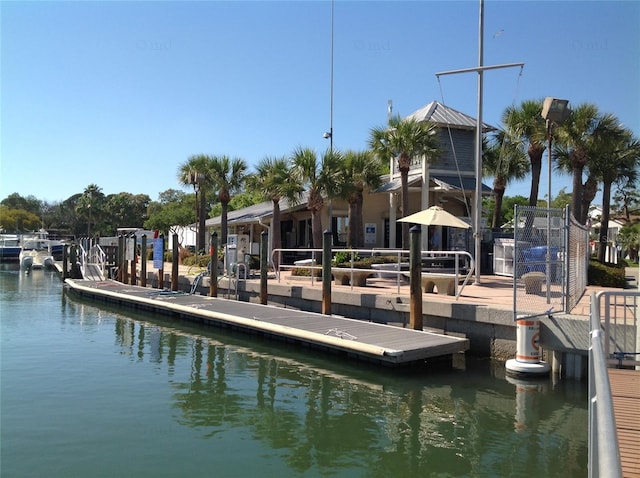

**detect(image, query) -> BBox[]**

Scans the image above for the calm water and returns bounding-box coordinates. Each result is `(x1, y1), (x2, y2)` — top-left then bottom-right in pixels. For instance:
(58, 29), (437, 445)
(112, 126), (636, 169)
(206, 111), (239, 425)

(1, 268), (588, 477)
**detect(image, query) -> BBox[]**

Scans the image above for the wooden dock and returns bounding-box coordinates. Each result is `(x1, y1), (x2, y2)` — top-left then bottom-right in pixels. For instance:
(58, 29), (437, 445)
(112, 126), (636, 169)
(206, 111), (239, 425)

(609, 368), (640, 478)
(64, 279), (469, 366)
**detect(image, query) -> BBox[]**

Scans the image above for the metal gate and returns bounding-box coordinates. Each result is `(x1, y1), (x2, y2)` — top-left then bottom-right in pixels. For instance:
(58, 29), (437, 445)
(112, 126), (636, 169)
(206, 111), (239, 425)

(513, 205), (589, 318)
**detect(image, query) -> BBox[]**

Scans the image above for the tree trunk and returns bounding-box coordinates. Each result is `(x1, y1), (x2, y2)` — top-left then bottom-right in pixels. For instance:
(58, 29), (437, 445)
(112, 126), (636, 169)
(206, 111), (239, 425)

(581, 175), (598, 225)
(528, 144), (544, 207)
(400, 167), (410, 249)
(221, 201), (229, 245)
(198, 189), (206, 254)
(597, 179), (613, 263)
(492, 187), (506, 230)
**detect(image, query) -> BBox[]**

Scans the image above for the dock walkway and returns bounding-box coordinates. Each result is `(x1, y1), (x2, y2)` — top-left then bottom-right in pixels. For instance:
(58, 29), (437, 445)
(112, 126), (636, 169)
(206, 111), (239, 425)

(609, 368), (640, 478)
(65, 278), (469, 366)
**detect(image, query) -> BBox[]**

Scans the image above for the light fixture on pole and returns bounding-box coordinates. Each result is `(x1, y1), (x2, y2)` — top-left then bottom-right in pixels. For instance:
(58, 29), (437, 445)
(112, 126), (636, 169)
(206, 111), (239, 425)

(541, 97), (569, 305)
(541, 97), (570, 207)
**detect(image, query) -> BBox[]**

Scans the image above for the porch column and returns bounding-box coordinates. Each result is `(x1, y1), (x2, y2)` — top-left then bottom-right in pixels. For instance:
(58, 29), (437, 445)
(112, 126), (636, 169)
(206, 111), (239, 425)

(421, 155), (430, 251)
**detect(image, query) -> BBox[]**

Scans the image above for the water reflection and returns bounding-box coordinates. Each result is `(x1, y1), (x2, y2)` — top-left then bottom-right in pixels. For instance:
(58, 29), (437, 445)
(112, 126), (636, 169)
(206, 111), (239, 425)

(83, 299), (588, 477)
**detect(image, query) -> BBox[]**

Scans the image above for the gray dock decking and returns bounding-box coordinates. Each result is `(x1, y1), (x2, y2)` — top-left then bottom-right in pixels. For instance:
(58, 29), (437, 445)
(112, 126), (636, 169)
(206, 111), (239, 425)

(65, 279), (469, 366)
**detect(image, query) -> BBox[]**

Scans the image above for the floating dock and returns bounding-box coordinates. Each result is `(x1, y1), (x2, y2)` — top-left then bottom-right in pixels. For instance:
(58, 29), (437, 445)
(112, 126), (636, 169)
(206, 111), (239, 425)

(65, 279), (469, 366)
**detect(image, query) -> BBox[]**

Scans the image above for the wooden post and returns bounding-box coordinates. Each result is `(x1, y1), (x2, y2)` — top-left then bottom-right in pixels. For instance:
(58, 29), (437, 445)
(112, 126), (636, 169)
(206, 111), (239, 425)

(321, 229), (332, 315)
(210, 232), (218, 297)
(122, 235), (129, 285)
(158, 234), (164, 290)
(117, 235), (124, 282)
(260, 231), (268, 305)
(130, 234), (137, 285)
(140, 234), (147, 287)
(171, 233), (179, 291)
(409, 225), (423, 330)
(62, 244), (69, 279)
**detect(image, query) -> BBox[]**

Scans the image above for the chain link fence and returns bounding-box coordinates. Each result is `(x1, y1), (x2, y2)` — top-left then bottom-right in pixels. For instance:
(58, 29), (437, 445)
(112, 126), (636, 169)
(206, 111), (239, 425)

(513, 205), (589, 318)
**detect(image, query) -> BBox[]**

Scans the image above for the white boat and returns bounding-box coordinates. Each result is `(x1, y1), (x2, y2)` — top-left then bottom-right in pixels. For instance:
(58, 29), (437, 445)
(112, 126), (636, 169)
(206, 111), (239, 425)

(19, 240), (55, 272)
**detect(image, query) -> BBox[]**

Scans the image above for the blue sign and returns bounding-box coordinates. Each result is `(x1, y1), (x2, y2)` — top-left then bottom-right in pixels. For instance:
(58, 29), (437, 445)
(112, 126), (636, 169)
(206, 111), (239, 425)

(153, 238), (163, 269)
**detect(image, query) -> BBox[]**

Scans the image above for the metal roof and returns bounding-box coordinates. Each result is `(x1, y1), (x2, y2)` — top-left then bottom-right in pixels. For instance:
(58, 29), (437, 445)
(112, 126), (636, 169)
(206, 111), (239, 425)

(375, 173), (491, 194)
(405, 101), (495, 132)
(204, 192), (309, 227)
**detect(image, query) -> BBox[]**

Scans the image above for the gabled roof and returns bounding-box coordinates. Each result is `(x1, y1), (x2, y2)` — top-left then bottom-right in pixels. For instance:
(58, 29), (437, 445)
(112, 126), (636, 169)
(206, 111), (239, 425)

(405, 100), (495, 132)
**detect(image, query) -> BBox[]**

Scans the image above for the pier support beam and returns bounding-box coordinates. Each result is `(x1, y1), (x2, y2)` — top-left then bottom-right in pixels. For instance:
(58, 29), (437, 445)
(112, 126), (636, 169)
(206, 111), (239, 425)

(260, 231), (268, 305)
(171, 233), (179, 292)
(210, 232), (218, 298)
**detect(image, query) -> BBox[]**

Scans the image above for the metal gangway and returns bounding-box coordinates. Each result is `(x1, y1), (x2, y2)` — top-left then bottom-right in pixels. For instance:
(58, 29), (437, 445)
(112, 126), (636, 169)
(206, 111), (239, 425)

(589, 290), (639, 478)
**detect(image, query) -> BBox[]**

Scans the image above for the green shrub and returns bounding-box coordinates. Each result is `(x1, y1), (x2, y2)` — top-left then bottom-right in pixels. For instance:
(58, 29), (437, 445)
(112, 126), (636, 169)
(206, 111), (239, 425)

(334, 255), (401, 269)
(291, 266), (322, 277)
(588, 260), (626, 288)
(333, 250), (359, 266)
(183, 253), (211, 268)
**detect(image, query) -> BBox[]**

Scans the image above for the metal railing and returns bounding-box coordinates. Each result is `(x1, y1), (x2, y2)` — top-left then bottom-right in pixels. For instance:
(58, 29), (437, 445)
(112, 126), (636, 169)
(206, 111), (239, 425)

(588, 290), (639, 478)
(271, 247), (474, 298)
(88, 243), (107, 279)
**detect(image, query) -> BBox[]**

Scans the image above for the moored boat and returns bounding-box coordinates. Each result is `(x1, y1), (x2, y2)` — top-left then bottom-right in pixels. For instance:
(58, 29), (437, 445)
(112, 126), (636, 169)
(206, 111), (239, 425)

(0, 235), (22, 263)
(19, 240), (55, 271)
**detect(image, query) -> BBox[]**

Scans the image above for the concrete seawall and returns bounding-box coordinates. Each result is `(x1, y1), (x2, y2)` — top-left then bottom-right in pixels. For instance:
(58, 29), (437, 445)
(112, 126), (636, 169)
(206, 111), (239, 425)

(139, 267), (595, 379)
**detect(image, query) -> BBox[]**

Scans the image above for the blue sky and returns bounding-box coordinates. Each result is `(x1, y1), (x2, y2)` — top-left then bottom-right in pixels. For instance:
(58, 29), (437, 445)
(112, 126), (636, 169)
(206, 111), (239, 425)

(2, 0), (639, 205)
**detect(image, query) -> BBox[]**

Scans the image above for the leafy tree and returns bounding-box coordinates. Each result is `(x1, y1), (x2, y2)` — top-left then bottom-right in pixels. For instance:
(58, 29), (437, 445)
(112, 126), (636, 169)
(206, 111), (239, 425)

(1, 193), (43, 216)
(0, 205), (41, 232)
(103, 193), (151, 235)
(551, 188), (572, 209)
(246, 156), (303, 264)
(483, 131), (528, 229)
(612, 181), (640, 221)
(369, 115), (439, 248)
(501, 99), (547, 207)
(336, 150), (384, 247)
(144, 189), (195, 238)
(291, 147), (342, 249)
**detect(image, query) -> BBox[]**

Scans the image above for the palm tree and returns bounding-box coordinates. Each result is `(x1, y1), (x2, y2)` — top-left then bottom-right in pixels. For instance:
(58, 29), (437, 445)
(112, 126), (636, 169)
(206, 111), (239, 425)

(209, 155), (248, 246)
(501, 99), (547, 207)
(555, 104), (620, 223)
(369, 115), (439, 248)
(336, 150), (384, 247)
(483, 131), (529, 229)
(178, 154), (213, 253)
(75, 184), (105, 237)
(587, 125), (640, 262)
(291, 147), (342, 249)
(246, 156), (303, 266)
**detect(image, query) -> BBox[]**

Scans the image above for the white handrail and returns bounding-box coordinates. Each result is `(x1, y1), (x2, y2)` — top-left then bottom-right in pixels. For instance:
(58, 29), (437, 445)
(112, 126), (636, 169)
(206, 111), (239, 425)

(271, 247), (475, 298)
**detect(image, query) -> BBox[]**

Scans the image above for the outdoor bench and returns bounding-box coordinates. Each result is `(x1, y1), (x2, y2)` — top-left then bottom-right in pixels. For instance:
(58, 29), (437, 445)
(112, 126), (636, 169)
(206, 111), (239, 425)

(331, 268), (375, 287)
(421, 273), (461, 296)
